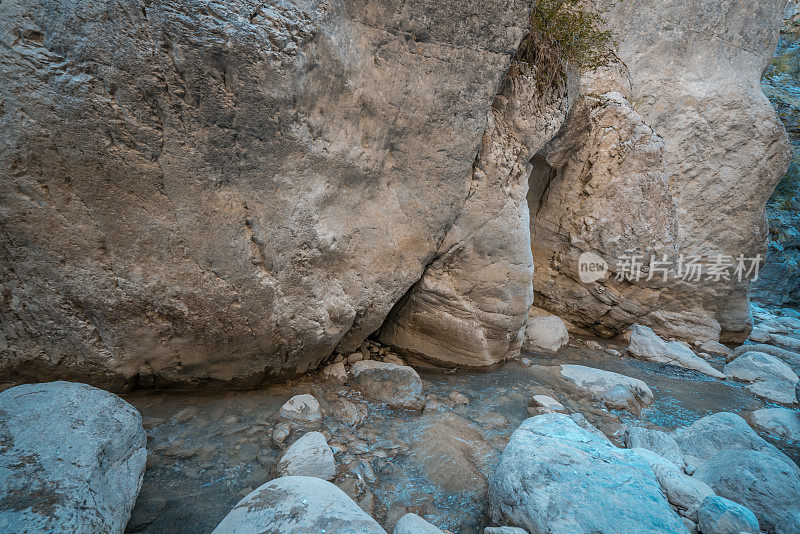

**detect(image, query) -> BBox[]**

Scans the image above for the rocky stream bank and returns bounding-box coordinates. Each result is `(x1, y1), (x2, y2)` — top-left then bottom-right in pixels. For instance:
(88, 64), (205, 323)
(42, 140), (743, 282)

(2, 303), (800, 533)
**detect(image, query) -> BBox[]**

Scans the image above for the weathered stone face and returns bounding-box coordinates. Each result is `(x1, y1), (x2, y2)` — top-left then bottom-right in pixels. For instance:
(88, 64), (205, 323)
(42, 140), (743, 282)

(0, 0), (528, 387)
(530, 0), (791, 343)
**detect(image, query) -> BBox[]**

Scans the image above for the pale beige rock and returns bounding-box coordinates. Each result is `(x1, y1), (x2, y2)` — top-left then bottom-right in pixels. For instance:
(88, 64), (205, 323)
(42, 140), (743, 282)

(280, 394), (322, 423)
(276, 431), (335, 481)
(724, 352), (799, 406)
(0, 382), (147, 534)
(628, 325), (725, 378)
(380, 54), (572, 368)
(321, 362), (347, 384)
(0, 0), (529, 387)
(559, 364), (654, 415)
(348, 361), (425, 410)
(522, 315), (570, 353)
(530, 0), (791, 343)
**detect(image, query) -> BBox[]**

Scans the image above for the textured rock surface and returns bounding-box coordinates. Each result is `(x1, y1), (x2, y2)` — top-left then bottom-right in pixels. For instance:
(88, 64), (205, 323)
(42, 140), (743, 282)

(632, 447), (713, 522)
(276, 431), (335, 480)
(410, 412), (495, 494)
(625, 426), (685, 468)
(379, 45), (571, 367)
(558, 364), (654, 415)
(530, 0), (791, 343)
(628, 325), (725, 378)
(747, 407), (800, 440)
(672, 412), (796, 470)
(0, 0), (528, 386)
(488, 414), (686, 534)
(697, 495), (759, 534)
(211, 476), (386, 534)
(730, 342), (800, 372)
(0, 381), (146, 533)
(348, 360), (425, 410)
(724, 351), (799, 406)
(521, 315), (569, 354)
(393, 513), (445, 534)
(279, 394), (322, 422)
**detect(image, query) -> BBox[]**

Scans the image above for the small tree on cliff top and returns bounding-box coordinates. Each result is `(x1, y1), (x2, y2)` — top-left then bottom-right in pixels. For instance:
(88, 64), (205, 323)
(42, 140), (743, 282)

(513, 0), (615, 89)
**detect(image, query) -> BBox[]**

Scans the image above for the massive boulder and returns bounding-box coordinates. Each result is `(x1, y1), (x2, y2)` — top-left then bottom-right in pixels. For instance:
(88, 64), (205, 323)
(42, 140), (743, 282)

(0, 381), (147, 533)
(694, 450), (800, 533)
(0, 0), (528, 387)
(488, 414), (686, 533)
(530, 0), (791, 343)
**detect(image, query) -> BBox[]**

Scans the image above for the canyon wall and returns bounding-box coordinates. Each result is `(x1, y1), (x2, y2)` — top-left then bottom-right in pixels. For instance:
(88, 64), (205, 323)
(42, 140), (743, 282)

(0, 0), (528, 387)
(530, 0), (792, 343)
(0, 0), (792, 386)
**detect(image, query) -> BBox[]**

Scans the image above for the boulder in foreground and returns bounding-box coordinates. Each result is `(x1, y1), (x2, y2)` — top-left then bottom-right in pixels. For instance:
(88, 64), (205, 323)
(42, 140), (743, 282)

(0, 381), (146, 534)
(212, 476), (386, 534)
(488, 413), (686, 533)
(697, 495), (759, 534)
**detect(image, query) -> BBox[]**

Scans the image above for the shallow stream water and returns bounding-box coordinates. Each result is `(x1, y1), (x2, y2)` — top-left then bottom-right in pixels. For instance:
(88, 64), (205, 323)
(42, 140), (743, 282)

(123, 338), (799, 533)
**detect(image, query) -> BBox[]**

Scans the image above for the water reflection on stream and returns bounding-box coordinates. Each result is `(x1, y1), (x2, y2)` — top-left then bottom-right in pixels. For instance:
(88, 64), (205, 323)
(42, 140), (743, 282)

(124, 339), (798, 533)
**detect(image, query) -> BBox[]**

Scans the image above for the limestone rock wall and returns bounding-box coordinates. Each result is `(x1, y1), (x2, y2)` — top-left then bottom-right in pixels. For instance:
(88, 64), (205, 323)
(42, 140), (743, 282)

(530, 0), (792, 342)
(0, 0), (528, 387)
(379, 61), (573, 366)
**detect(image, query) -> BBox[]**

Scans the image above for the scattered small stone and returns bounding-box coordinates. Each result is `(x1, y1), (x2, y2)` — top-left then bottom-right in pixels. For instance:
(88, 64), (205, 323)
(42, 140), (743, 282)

(272, 422), (291, 444)
(280, 394), (322, 422)
(530, 394), (566, 413)
(383, 352), (405, 366)
(331, 398), (367, 427)
(347, 352), (365, 364)
(321, 361), (348, 383)
(484, 528), (529, 534)
(585, 340), (603, 351)
(449, 391), (470, 405)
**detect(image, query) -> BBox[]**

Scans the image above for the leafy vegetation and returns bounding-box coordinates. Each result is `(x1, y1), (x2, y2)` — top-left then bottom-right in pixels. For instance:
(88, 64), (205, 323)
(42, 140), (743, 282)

(511, 0), (615, 89)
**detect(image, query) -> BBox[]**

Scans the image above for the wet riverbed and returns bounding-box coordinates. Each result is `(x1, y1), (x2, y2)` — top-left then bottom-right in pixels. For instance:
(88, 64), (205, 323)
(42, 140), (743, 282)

(123, 338), (798, 533)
